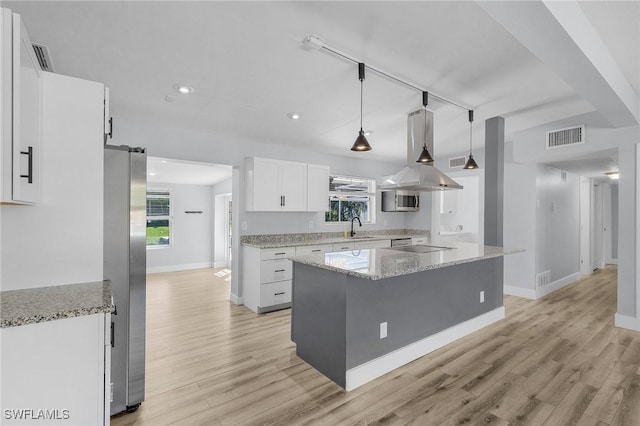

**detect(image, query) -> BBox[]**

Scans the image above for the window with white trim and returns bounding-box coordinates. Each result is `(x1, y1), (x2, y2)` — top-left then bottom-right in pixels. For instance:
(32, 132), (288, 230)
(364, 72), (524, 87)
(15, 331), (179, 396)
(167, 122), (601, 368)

(146, 190), (172, 247)
(325, 175), (376, 224)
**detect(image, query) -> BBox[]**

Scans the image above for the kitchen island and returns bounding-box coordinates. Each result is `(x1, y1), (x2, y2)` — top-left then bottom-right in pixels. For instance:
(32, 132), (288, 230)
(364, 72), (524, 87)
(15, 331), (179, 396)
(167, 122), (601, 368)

(290, 242), (521, 390)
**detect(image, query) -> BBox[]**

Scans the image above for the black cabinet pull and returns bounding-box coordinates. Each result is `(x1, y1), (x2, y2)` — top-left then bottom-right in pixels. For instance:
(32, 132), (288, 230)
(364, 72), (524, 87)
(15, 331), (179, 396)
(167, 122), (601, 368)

(110, 322), (115, 347)
(274, 269), (286, 272)
(19, 146), (33, 183)
(274, 292), (285, 296)
(108, 117), (113, 139)
(312, 249), (321, 252)
(275, 252), (286, 255)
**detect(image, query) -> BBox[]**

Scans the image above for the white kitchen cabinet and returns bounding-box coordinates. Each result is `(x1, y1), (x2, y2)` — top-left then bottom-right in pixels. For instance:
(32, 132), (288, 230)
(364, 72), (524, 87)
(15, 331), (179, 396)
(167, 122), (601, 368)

(295, 244), (333, 256)
(0, 8), (42, 204)
(0, 313), (111, 425)
(245, 157), (307, 212)
(440, 190), (458, 214)
(355, 239), (391, 249)
(243, 245), (295, 313)
(307, 163), (330, 212)
(333, 242), (355, 251)
(412, 236), (428, 245)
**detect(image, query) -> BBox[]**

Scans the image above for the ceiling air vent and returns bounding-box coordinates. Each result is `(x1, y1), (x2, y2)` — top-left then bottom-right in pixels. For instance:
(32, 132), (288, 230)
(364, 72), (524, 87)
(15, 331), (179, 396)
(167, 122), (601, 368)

(32, 43), (54, 72)
(546, 125), (585, 149)
(449, 156), (467, 168)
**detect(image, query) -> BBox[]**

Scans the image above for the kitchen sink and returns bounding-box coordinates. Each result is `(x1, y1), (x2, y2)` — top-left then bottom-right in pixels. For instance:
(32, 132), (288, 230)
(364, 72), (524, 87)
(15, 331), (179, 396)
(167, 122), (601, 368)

(388, 245), (453, 254)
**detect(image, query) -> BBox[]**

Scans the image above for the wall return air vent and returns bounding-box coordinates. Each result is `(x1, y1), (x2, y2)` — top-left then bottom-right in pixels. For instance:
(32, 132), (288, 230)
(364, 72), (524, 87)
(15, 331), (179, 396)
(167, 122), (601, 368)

(32, 43), (54, 72)
(449, 156), (467, 168)
(546, 125), (585, 149)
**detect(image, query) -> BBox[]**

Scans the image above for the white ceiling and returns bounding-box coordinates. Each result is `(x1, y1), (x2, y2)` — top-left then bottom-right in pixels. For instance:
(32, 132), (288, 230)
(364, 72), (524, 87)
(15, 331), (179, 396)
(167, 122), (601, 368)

(7, 1), (639, 173)
(147, 157), (231, 186)
(544, 148), (618, 183)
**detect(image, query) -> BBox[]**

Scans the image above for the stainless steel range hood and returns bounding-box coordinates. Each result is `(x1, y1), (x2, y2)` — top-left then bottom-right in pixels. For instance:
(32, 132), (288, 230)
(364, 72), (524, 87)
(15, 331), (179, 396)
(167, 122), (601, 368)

(379, 109), (463, 192)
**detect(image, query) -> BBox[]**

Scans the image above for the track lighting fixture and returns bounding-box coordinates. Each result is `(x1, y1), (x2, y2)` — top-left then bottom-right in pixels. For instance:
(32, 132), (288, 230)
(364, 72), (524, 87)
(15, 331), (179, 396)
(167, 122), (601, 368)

(351, 63), (372, 152)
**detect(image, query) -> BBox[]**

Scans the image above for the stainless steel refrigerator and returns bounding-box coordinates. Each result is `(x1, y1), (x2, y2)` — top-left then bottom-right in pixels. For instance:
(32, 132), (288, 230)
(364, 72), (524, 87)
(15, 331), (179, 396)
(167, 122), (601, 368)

(104, 145), (147, 415)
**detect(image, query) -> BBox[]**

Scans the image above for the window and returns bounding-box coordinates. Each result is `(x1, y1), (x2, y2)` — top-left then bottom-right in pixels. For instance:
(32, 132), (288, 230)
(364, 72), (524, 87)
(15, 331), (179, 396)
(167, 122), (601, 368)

(325, 175), (376, 224)
(147, 190), (172, 247)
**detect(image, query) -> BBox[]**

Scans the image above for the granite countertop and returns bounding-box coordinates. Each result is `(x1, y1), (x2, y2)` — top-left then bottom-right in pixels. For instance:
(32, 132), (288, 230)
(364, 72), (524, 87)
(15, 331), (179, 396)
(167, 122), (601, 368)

(290, 242), (524, 280)
(241, 229), (429, 249)
(0, 281), (113, 328)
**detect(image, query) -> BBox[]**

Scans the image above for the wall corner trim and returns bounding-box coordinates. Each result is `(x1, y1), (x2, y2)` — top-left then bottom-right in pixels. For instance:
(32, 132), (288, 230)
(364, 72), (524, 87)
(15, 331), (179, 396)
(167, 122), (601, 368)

(230, 293), (243, 305)
(615, 313), (640, 331)
(503, 285), (537, 299)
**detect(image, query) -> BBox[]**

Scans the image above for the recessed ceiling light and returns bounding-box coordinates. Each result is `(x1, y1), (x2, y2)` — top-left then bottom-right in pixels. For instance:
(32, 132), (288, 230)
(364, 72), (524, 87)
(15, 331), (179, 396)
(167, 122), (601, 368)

(174, 84), (194, 94)
(287, 112), (302, 120)
(605, 171), (619, 180)
(161, 160), (167, 163)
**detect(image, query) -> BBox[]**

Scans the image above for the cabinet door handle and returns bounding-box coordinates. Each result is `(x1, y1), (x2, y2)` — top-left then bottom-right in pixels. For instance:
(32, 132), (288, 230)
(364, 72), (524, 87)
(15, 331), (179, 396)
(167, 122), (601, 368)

(110, 322), (115, 348)
(19, 146), (33, 183)
(311, 249), (321, 252)
(275, 252), (286, 256)
(274, 269), (286, 272)
(108, 117), (113, 139)
(274, 292), (285, 296)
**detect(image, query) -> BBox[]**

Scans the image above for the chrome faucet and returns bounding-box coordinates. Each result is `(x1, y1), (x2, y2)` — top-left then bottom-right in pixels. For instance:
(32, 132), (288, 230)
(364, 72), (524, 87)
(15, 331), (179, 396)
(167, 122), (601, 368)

(350, 216), (362, 237)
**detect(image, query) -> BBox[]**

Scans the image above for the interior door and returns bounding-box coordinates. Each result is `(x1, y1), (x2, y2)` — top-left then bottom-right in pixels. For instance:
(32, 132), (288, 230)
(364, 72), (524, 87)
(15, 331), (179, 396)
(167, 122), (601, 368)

(579, 177), (591, 275)
(591, 183), (604, 270)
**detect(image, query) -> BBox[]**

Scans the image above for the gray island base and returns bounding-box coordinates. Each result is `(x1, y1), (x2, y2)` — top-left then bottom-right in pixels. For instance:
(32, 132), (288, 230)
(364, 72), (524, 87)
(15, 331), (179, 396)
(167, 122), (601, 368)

(291, 243), (521, 391)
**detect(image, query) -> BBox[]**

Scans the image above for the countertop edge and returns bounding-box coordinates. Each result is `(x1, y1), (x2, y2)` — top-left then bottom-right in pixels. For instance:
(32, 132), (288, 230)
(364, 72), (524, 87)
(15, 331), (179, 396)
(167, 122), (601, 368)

(0, 281), (112, 329)
(291, 247), (524, 280)
(242, 234), (428, 249)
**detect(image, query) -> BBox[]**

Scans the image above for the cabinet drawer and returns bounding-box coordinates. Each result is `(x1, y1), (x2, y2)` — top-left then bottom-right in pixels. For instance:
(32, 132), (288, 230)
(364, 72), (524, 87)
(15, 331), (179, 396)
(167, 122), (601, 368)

(412, 237), (428, 245)
(260, 280), (292, 307)
(260, 259), (292, 283)
(260, 247), (295, 260)
(295, 244), (333, 256)
(332, 242), (355, 252)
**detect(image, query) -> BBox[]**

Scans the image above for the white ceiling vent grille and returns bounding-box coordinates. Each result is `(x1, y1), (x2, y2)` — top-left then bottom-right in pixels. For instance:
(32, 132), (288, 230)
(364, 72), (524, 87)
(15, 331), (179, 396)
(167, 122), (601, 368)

(546, 125), (585, 149)
(449, 156), (466, 168)
(32, 43), (54, 72)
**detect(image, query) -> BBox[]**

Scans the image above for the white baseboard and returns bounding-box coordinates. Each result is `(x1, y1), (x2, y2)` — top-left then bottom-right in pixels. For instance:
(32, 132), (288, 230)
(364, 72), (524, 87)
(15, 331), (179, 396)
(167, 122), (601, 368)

(230, 293), (243, 305)
(615, 313), (640, 331)
(536, 272), (580, 299)
(213, 261), (227, 268)
(344, 306), (506, 391)
(147, 262), (213, 274)
(504, 285), (537, 299)
(605, 258), (618, 265)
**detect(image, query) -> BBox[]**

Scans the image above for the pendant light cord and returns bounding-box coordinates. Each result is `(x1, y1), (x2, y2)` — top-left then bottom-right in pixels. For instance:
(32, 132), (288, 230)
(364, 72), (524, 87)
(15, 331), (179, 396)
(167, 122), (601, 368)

(360, 79), (364, 131)
(468, 110), (474, 154)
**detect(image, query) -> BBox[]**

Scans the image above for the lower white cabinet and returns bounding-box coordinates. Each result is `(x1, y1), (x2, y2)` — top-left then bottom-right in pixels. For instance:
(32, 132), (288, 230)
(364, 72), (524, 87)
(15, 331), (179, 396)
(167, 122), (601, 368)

(243, 246), (295, 313)
(412, 237), (428, 245)
(295, 244), (333, 256)
(333, 242), (355, 252)
(0, 313), (111, 425)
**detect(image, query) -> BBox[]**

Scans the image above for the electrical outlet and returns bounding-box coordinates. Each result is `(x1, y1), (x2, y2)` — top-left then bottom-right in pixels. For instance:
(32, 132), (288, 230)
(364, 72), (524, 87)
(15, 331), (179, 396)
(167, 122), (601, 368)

(480, 291), (485, 303)
(241, 221), (247, 231)
(380, 322), (387, 339)
(309, 220), (314, 230)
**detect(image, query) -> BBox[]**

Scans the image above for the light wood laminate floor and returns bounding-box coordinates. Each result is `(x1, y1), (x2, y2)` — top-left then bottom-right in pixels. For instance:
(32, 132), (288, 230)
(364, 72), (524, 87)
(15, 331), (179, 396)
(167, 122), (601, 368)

(111, 265), (640, 426)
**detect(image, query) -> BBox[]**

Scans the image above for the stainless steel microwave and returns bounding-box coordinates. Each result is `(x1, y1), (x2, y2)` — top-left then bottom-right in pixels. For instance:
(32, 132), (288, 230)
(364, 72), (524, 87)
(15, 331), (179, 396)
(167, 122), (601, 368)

(381, 190), (420, 212)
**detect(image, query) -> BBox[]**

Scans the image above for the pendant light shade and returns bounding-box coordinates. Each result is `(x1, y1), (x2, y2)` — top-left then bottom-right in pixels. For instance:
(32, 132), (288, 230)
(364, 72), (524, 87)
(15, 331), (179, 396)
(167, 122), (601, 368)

(416, 91), (434, 164)
(463, 110), (479, 170)
(351, 63), (372, 152)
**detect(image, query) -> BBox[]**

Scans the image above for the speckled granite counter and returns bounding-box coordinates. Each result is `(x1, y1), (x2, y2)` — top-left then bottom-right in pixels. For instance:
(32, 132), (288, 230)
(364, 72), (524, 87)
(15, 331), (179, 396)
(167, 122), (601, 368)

(0, 281), (112, 328)
(291, 242), (523, 280)
(241, 229), (429, 248)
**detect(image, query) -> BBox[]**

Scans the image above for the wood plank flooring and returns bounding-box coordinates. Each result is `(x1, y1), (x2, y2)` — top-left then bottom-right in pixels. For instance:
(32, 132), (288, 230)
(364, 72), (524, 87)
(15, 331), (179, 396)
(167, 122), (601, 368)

(111, 265), (640, 425)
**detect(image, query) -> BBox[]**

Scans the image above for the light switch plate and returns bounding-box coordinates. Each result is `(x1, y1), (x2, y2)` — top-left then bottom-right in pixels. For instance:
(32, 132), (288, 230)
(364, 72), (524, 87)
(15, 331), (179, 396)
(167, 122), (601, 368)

(380, 322), (387, 339)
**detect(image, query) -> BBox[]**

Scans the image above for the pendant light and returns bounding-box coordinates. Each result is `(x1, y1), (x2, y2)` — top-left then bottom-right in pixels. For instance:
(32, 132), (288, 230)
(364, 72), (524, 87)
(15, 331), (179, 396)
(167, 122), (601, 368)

(463, 110), (479, 170)
(351, 63), (372, 152)
(416, 91), (434, 164)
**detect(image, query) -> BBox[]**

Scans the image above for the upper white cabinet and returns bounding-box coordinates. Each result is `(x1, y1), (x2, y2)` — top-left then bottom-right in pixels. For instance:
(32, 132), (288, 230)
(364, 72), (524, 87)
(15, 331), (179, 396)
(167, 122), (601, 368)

(307, 163), (330, 212)
(245, 157), (328, 212)
(0, 8), (42, 204)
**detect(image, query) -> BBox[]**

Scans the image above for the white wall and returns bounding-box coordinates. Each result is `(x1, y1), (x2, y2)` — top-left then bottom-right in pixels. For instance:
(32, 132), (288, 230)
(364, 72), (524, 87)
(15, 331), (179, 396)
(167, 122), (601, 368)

(535, 165), (580, 282)
(439, 175), (481, 242)
(611, 184), (618, 260)
(1, 72), (104, 291)
(146, 183), (214, 273)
